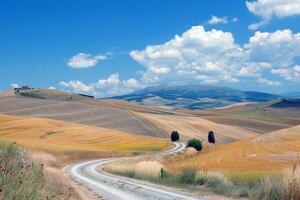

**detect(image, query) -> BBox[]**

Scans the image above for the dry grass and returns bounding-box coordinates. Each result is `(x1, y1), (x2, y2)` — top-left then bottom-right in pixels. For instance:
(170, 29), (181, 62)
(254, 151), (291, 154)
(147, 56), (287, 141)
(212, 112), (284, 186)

(135, 112), (259, 143)
(106, 160), (164, 179)
(164, 124), (300, 172)
(282, 164), (300, 200)
(107, 160), (300, 200)
(0, 95), (166, 137)
(0, 114), (170, 161)
(0, 141), (78, 200)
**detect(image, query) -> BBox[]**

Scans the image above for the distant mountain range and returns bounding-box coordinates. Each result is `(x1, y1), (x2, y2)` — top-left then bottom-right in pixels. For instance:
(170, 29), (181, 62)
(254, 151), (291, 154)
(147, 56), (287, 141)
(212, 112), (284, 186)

(269, 99), (300, 108)
(109, 85), (282, 109)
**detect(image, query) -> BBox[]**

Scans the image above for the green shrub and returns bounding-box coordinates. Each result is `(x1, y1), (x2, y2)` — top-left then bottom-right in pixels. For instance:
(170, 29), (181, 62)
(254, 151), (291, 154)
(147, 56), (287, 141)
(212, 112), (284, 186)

(187, 139), (202, 151)
(0, 141), (70, 200)
(177, 167), (197, 184)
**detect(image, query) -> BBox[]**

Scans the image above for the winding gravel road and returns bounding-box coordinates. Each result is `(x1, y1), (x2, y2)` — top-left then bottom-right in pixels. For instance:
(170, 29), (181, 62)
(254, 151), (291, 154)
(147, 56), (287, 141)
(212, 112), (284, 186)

(68, 143), (210, 200)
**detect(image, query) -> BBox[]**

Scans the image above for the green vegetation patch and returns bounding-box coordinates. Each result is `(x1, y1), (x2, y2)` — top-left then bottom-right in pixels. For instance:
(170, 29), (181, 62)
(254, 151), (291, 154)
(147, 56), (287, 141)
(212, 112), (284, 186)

(45, 131), (64, 136)
(108, 165), (300, 200)
(0, 141), (71, 200)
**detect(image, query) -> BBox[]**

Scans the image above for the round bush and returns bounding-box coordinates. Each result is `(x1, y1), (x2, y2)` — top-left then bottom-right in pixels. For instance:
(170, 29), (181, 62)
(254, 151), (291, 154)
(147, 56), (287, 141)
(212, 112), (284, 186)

(187, 139), (202, 151)
(171, 131), (179, 141)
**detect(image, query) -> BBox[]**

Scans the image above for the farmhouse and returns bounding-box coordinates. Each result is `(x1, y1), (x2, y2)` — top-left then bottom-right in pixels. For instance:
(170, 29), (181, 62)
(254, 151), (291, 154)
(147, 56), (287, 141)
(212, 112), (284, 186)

(14, 86), (34, 94)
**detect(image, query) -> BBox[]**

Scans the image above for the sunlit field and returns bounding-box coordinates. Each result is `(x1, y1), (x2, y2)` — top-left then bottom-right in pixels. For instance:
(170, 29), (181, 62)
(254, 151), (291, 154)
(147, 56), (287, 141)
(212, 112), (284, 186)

(0, 114), (170, 155)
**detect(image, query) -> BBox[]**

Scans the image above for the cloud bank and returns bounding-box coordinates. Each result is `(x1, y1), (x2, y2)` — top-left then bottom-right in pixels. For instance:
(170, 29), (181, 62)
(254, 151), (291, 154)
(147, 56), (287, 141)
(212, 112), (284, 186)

(61, 26), (300, 97)
(59, 73), (142, 97)
(246, 0), (300, 30)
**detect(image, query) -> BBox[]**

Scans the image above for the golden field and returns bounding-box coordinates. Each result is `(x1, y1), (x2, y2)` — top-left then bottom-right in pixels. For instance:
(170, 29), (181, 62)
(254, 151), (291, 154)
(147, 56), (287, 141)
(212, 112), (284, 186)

(0, 114), (170, 156)
(166, 124), (300, 172)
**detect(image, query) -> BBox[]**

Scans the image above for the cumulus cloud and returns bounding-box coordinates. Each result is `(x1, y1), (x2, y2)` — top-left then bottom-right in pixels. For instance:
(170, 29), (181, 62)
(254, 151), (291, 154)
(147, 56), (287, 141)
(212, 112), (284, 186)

(59, 73), (142, 97)
(59, 80), (94, 93)
(61, 26), (300, 96)
(272, 65), (300, 81)
(11, 83), (20, 88)
(257, 77), (281, 86)
(207, 15), (228, 24)
(67, 52), (110, 68)
(244, 29), (300, 67)
(246, 0), (300, 30)
(130, 25), (300, 87)
(130, 26), (245, 85)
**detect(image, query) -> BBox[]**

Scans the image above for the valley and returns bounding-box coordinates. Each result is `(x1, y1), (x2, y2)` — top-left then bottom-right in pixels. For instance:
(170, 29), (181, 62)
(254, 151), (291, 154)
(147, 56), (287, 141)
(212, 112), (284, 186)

(1, 88), (300, 200)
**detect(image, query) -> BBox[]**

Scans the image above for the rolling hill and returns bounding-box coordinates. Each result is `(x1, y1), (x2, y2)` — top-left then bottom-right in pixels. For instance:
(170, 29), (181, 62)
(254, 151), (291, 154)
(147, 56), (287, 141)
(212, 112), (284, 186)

(166, 124), (300, 172)
(0, 114), (170, 162)
(269, 98), (300, 108)
(1, 89), (295, 143)
(17, 89), (92, 101)
(0, 94), (167, 138)
(110, 84), (281, 109)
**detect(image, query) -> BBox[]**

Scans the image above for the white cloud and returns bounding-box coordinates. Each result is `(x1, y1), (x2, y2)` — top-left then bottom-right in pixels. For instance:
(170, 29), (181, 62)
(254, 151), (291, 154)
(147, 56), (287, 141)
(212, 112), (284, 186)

(272, 65), (300, 81)
(59, 80), (94, 93)
(130, 25), (300, 87)
(244, 29), (300, 67)
(67, 52), (109, 68)
(257, 77), (281, 86)
(130, 26), (246, 85)
(11, 83), (19, 88)
(246, 0), (300, 30)
(96, 73), (120, 88)
(48, 86), (56, 90)
(232, 17), (238, 22)
(208, 15), (228, 24)
(61, 26), (300, 95)
(59, 73), (142, 97)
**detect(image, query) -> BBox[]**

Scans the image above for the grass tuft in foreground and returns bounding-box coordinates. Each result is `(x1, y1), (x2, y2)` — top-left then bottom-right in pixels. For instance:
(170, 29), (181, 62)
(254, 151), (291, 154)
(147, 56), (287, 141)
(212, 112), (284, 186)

(0, 141), (72, 200)
(107, 162), (300, 200)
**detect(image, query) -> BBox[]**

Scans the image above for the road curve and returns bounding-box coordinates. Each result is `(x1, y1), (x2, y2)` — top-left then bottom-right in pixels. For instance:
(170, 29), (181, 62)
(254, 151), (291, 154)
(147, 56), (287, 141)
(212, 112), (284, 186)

(68, 142), (209, 200)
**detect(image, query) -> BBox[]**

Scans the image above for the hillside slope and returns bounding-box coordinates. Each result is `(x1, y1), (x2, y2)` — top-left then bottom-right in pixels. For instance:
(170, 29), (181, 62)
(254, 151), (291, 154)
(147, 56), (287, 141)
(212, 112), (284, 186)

(0, 114), (169, 155)
(166, 124), (300, 171)
(0, 95), (166, 138)
(269, 99), (300, 108)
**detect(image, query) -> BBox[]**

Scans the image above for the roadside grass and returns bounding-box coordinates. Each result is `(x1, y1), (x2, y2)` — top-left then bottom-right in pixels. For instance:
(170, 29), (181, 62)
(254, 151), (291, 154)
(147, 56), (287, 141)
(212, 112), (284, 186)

(0, 141), (73, 200)
(106, 162), (300, 200)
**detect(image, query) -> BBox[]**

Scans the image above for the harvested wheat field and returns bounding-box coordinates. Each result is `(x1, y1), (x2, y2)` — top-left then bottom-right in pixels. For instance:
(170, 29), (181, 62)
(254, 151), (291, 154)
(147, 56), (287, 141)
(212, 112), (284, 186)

(0, 114), (170, 160)
(0, 95), (166, 138)
(135, 112), (259, 143)
(166, 125), (300, 172)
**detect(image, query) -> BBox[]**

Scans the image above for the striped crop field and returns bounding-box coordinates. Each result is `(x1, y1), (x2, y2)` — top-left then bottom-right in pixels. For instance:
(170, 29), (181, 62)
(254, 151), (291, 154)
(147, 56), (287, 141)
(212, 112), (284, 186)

(0, 114), (170, 154)
(166, 125), (300, 172)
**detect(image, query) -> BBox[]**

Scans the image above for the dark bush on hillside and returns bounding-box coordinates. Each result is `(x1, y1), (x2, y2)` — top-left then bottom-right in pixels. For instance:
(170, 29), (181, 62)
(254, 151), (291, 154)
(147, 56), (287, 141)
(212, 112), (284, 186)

(208, 131), (215, 143)
(187, 139), (202, 151)
(171, 131), (179, 141)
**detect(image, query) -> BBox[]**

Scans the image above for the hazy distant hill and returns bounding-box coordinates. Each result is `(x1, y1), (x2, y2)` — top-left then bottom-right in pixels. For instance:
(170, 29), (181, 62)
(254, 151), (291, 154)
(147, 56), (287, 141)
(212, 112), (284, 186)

(109, 85), (281, 109)
(270, 99), (300, 108)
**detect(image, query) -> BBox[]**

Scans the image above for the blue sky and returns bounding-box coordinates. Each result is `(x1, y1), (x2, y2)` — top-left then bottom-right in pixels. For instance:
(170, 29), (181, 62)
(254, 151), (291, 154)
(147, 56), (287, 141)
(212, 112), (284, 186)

(1, 0), (300, 97)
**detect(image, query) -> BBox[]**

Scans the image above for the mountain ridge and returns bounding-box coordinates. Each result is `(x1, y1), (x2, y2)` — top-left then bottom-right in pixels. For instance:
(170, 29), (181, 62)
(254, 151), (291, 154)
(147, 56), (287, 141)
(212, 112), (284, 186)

(109, 84), (281, 109)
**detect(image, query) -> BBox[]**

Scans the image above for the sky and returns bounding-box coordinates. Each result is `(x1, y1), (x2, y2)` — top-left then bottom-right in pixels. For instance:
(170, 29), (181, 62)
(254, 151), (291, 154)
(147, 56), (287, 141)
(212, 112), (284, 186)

(1, 0), (300, 97)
